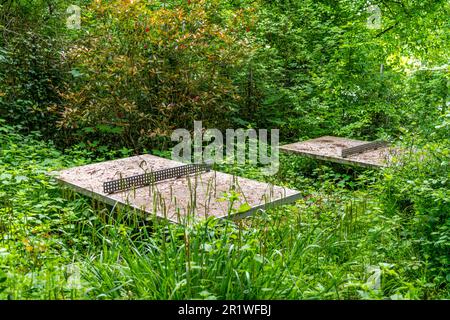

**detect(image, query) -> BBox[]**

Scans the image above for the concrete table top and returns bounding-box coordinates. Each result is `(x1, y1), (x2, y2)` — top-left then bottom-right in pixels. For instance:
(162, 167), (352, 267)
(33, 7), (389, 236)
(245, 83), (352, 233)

(51, 154), (301, 223)
(280, 136), (399, 168)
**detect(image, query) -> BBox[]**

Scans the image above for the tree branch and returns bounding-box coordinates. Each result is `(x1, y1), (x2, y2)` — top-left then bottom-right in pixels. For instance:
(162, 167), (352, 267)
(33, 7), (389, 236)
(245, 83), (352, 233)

(375, 21), (399, 38)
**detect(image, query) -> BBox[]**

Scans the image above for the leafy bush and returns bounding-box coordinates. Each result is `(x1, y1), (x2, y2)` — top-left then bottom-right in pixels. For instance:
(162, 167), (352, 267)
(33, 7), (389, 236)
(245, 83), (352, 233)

(58, 0), (254, 150)
(0, 0), (69, 134)
(381, 116), (450, 286)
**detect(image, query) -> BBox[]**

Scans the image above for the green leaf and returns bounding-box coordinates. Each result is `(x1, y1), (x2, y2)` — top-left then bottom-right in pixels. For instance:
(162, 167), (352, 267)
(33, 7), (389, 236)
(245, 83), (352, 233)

(237, 202), (251, 213)
(69, 69), (83, 78)
(0, 270), (6, 284)
(15, 175), (29, 183)
(82, 127), (95, 133)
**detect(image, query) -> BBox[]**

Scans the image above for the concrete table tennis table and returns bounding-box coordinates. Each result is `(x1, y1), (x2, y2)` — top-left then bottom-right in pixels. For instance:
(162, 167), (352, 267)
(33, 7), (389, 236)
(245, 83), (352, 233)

(280, 136), (398, 168)
(51, 155), (301, 223)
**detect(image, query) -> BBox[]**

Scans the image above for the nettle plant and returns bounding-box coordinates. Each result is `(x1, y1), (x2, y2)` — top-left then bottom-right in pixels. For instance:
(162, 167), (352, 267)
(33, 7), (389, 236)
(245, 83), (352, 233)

(59, 0), (256, 150)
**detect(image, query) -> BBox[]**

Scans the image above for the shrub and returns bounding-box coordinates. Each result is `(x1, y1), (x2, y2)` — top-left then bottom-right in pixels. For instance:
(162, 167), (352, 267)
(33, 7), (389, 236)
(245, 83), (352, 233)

(58, 0), (255, 150)
(380, 115), (450, 285)
(0, 0), (69, 135)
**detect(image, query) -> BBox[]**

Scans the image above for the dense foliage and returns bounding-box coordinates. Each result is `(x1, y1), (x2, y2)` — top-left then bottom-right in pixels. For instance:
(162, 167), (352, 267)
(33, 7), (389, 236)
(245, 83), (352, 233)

(59, 0), (255, 148)
(0, 0), (448, 300)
